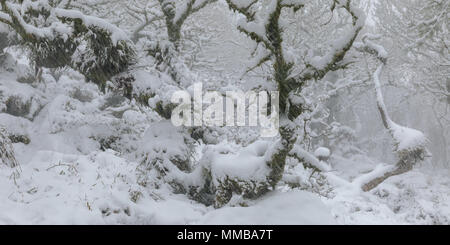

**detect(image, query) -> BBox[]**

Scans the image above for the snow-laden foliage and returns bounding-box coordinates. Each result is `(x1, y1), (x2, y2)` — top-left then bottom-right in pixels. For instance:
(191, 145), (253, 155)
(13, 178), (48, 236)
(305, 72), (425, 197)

(0, 0), (448, 224)
(0, 0), (135, 87)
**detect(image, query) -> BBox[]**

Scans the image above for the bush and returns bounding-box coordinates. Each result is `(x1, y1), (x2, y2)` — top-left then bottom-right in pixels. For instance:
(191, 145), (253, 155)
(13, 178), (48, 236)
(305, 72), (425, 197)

(0, 1), (135, 87)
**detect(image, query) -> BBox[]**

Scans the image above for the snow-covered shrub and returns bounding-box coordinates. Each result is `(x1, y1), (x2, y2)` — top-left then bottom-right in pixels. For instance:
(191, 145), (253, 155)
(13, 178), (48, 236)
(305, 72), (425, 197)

(0, 105), (32, 145)
(115, 68), (184, 119)
(0, 0), (135, 86)
(146, 40), (180, 82)
(389, 123), (428, 173)
(202, 141), (270, 207)
(137, 132), (294, 208)
(282, 155), (333, 197)
(19, 70), (141, 154)
(138, 121), (194, 175)
(0, 75), (46, 120)
(4, 96), (31, 117)
(195, 140), (294, 208)
(135, 121), (205, 202)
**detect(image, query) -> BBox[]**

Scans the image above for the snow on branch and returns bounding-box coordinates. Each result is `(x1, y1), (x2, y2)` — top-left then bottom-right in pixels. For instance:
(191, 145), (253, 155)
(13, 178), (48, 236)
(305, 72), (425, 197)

(0, 0), (135, 85)
(281, 0), (306, 11)
(289, 145), (332, 172)
(373, 64), (427, 153)
(126, 2), (164, 43)
(297, 0), (365, 82)
(354, 34), (387, 64)
(356, 36), (427, 153)
(1, 0), (129, 44)
(228, 0), (365, 95)
(354, 36), (428, 192)
(227, 0), (305, 55)
(226, 0), (305, 118)
(53, 8), (129, 44)
(0, 10), (11, 24)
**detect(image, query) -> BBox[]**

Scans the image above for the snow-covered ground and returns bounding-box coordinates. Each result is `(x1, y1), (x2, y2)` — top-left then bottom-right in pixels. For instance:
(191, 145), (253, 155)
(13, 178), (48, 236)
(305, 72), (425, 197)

(0, 149), (336, 225)
(0, 61), (449, 224)
(1, 143), (449, 224)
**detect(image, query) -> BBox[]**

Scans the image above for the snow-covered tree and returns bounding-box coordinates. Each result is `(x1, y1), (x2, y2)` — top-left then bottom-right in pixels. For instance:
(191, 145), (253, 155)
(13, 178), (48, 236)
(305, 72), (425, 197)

(0, 0), (135, 87)
(212, 0), (365, 204)
(354, 34), (429, 191)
